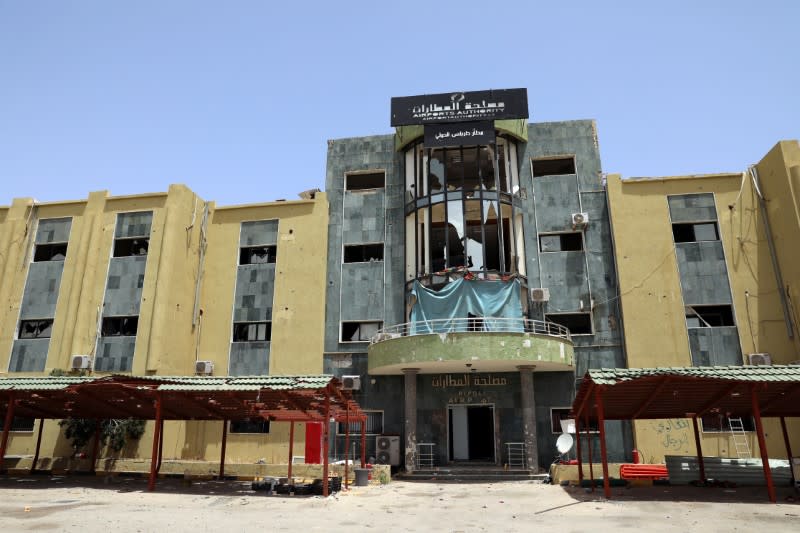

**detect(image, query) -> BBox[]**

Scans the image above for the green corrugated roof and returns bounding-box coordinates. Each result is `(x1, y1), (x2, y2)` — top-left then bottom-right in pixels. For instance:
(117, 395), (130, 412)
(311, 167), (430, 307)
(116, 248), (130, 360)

(588, 365), (800, 385)
(0, 374), (335, 392)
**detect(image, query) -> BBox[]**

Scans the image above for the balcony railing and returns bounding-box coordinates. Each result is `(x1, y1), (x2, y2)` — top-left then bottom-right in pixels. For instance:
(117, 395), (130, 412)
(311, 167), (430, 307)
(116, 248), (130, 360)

(370, 318), (571, 344)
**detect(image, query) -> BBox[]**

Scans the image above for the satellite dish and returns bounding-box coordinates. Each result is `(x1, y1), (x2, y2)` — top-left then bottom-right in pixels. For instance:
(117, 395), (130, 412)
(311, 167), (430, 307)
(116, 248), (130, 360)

(556, 433), (574, 455)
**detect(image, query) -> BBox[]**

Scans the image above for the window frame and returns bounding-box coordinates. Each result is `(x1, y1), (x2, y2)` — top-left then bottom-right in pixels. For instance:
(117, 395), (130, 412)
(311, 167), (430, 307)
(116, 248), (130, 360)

(232, 321), (272, 342)
(113, 237), (150, 258)
(531, 155), (577, 177)
(700, 414), (755, 433)
(337, 410), (384, 436)
(229, 418), (271, 434)
(18, 319), (54, 339)
(101, 316), (139, 337)
(33, 242), (69, 262)
(538, 232), (584, 253)
(544, 312), (593, 336)
(343, 243), (385, 263)
(345, 170), (386, 192)
(551, 407), (597, 434)
(239, 244), (278, 265)
(340, 321), (383, 343)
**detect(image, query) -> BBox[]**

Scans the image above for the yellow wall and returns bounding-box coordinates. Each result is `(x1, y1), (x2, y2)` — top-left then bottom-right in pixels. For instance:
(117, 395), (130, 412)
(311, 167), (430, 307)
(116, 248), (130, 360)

(1, 185), (329, 464)
(607, 140), (800, 463)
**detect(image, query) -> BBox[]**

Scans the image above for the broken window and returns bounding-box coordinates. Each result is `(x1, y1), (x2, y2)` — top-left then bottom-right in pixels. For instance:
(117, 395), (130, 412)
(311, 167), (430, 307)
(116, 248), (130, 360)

(539, 233), (583, 252)
(672, 222), (719, 243)
(240, 245), (277, 265)
(18, 319), (54, 339)
(346, 171), (385, 191)
(545, 313), (592, 335)
(685, 305), (735, 327)
(101, 316), (139, 336)
(33, 243), (68, 262)
(232, 321), (272, 342)
(344, 244), (384, 263)
(532, 157), (576, 177)
(700, 414), (754, 433)
(0, 416), (35, 432)
(113, 238), (149, 257)
(550, 408), (597, 433)
(341, 321), (382, 342)
(338, 410), (384, 435)
(230, 418), (270, 434)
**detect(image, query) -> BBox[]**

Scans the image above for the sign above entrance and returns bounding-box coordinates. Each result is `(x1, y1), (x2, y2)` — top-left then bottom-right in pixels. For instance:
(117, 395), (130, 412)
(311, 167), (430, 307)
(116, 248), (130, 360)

(390, 88), (528, 126)
(432, 373), (508, 389)
(423, 121), (495, 148)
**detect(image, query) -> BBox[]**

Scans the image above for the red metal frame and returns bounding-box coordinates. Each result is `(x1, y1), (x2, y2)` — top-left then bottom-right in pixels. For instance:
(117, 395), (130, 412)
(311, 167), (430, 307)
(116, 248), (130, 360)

(691, 416), (705, 481)
(751, 386), (776, 503)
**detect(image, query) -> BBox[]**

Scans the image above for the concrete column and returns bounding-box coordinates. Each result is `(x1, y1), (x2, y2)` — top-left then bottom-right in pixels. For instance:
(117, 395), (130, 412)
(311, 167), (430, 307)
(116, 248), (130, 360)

(403, 368), (419, 473)
(518, 365), (539, 472)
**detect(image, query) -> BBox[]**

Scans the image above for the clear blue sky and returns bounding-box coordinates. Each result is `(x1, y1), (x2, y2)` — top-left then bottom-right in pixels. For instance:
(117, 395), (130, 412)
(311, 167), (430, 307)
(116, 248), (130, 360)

(1, 1), (797, 206)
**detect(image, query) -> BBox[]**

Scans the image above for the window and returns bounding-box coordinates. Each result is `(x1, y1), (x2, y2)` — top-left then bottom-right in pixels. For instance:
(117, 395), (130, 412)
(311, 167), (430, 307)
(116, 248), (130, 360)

(701, 414), (754, 433)
(337, 410), (384, 435)
(233, 321), (272, 342)
(545, 313), (592, 335)
(33, 243), (68, 262)
(346, 171), (385, 191)
(18, 319), (54, 339)
(341, 321), (382, 342)
(0, 416), (35, 432)
(539, 233), (583, 252)
(551, 408), (597, 433)
(686, 305), (735, 327)
(344, 244), (384, 263)
(672, 222), (719, 243)
(240, 245), (277, 265)
(114, 238), (149, 257)
(101, 316), (139, 336)
(532, 157), (576, 177)
(230, 418), (270, 434)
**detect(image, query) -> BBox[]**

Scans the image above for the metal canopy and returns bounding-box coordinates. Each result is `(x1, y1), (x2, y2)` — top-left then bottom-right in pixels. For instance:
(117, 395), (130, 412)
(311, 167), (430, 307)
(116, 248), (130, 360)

(570, 365), (800, 503)
(0, 374), (364, 423)
(572, 365), (800, 422)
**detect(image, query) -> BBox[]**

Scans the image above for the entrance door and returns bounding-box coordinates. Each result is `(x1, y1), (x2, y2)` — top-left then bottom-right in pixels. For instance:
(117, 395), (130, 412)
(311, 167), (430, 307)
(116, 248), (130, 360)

(448, 404), (495, 462)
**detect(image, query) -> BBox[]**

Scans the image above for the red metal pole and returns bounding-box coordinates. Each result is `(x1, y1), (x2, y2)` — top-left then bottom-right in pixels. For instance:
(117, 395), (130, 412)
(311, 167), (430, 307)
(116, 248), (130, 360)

(90, 420), (101, 474)
(344, 404), (350, 490)
(219, 419), (228, 480)
(575, 416), (583, 482)
(0, 392), (17, 472)
(751, 387), (776, 503)
(585, 411), (594, 491)
(148, 393), (163, 492)
(322, 393), (331, 497)
(287, 421), (295, 479)
(30, 418), (44, 474)
(156, 419), (164, 474)
(691, 416), (705, 481)
(596, 387), (611, 499)
(780, 417), (794, 485)
(360, 417), (366, 468)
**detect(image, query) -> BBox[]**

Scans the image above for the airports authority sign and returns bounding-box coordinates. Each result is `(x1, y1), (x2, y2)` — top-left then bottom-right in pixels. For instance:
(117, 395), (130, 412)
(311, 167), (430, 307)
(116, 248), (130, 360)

(391, 88), (528, 126)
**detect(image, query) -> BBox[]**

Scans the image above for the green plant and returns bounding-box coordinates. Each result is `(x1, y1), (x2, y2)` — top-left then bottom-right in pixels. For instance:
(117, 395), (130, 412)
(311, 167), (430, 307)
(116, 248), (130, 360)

(378, 470), (389, 485)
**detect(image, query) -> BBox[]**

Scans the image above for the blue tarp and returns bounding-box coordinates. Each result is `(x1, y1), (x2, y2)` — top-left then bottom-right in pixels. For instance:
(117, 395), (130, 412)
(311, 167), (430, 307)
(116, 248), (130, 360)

(409, 278), (523, 333)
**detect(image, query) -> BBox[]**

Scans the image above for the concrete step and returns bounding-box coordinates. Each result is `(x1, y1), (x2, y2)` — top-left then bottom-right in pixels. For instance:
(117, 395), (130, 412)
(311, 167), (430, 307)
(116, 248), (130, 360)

(398, 468), (547, 483)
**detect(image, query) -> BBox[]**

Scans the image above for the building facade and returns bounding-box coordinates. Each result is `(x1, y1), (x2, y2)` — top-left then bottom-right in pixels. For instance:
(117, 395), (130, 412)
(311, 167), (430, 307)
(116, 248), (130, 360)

(0, 185), (329, 463)
(1, 89), (798, 473)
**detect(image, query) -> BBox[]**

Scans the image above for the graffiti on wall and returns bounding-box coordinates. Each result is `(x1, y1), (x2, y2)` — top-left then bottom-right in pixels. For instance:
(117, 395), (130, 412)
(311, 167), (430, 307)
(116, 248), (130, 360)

(648, 418), (691, 455)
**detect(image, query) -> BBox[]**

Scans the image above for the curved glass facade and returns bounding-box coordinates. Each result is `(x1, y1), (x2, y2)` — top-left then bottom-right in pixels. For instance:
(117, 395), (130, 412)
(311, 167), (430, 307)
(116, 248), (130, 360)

(404, 137), (526, 282)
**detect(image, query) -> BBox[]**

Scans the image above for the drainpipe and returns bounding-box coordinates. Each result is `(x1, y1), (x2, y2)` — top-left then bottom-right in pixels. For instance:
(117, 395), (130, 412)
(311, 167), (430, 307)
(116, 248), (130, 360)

(749, 165), (793, 338)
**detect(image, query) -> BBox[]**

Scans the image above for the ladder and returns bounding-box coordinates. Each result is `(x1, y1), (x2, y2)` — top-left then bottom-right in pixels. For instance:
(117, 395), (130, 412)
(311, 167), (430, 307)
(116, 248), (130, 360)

(728, 417), (751, 458)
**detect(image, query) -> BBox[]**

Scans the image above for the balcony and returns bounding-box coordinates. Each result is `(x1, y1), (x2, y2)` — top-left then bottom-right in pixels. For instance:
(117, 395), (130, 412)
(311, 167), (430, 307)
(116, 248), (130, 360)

(367, 318), (574, 375)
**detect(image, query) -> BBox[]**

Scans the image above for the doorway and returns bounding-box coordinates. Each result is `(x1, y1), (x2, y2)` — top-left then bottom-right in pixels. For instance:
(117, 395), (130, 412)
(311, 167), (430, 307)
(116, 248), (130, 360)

(448, 404), (495, 462)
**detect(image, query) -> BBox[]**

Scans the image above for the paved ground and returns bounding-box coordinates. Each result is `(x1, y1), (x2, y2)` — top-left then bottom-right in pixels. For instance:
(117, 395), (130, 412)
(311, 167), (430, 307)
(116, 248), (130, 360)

(0, 475), (798, 532)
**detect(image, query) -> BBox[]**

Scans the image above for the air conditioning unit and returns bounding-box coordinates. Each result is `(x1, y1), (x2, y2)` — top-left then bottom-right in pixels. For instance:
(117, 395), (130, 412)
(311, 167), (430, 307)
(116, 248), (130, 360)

(571, 212), (589, 228)
(71, 355), (92, 370)
(376, 435), (401, 466)
(342, 375), (361, 390)
(748, 353), (772, 366)
(195, 360), (214, 375)
(530, 288), (551, 303)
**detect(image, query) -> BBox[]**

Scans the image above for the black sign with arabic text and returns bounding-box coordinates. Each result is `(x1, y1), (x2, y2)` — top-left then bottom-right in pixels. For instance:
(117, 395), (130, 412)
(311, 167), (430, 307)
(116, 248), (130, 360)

(391, 88), (528, 126)
(424, 121), (495, 148)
